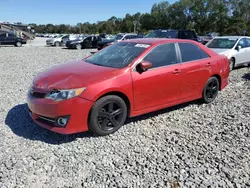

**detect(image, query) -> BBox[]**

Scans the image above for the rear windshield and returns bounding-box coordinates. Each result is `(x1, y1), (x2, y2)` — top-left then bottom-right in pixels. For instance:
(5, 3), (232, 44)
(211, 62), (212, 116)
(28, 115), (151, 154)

(145, 30), (178, 38)
(84, 42), (151, 68)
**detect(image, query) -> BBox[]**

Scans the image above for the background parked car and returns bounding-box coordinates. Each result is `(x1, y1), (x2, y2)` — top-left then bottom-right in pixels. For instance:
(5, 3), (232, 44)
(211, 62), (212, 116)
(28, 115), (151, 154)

(144, 29), (203, 43)
(66, 35), (101, 49)
(0, 32), (26, 47)
(97, 33), (143, 50)
(46, 34), (78, 47)
(206, 36), (250, 71)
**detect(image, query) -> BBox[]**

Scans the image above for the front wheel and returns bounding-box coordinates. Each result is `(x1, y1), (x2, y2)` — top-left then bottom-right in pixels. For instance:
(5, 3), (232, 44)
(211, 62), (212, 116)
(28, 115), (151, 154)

(76, 44), (82, 50)
(88, 95), (128, 136)
(54, 41), (60, 47)
(202, 77), (219, 104)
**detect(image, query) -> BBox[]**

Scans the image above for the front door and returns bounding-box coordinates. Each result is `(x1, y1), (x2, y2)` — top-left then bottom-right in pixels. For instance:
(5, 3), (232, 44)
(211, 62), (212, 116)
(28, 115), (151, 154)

(177, 42), (212, 99)
(131, 43), (182, 111)
(235, 38), (248, 65)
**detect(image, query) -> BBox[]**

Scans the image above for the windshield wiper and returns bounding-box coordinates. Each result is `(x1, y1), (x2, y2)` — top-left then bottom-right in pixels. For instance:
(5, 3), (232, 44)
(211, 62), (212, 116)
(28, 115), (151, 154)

(91, 63), (105, 67)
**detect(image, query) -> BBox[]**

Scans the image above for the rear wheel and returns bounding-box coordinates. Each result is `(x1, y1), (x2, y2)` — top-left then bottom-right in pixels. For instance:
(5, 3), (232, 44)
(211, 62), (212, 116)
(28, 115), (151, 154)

(202, 77), (219, 104)
(229, 58), (235, 71)
(88, 95), (127, 136)
(15, 41), (22, 47)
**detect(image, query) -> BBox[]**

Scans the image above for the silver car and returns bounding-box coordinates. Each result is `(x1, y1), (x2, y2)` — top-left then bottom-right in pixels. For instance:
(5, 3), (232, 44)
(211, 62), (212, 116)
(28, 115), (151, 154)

(206, 36), (250, 71)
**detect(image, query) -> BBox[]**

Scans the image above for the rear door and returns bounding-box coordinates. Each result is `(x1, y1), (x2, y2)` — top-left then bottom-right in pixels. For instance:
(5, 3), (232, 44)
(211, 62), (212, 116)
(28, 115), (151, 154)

(0, 33), (7, 44)
(177, 42), (212, 99)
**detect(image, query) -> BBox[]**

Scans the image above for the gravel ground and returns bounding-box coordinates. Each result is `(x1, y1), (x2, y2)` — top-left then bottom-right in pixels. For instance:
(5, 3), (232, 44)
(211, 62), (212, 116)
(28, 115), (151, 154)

(0, 38), (249, 188)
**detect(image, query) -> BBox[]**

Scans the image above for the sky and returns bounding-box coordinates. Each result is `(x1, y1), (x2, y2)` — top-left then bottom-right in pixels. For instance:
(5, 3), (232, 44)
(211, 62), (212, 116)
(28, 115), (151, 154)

(0, 0), (177, 25)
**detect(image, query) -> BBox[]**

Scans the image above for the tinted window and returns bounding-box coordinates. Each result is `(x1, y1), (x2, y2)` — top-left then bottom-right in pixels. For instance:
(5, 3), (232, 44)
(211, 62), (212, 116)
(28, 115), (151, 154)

(62, 35), (69, 39)
(207, 38), (238, 49)
(7, 33), (14, 38)
(130, 35), (139, 39)
(145, 30), (178, 38)
(143, 43), (177, 68)
(179, 43), (209, 62)
(85, 42), (150, 68)
(180, 31), (196, 39)
(237, 38), (247, 48)
(0, 33), (6, 38)
(245, 38), (250, 47)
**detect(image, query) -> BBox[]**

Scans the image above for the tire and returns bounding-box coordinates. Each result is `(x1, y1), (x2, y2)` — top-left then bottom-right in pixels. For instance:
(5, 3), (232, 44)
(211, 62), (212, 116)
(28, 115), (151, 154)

(54, 41), (60, 47)
(76, 44), (82, 50)
(202, 77), (220, 104)
(229, 58), (235, 71)
(88, 95), (127, 136)
(15, 41), (22, 47)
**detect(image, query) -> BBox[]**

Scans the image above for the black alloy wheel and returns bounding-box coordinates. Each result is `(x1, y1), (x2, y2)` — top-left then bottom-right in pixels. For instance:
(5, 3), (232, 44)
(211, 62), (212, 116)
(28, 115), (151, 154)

(89, 95), (127, 136)
(202, 77), (219, 104)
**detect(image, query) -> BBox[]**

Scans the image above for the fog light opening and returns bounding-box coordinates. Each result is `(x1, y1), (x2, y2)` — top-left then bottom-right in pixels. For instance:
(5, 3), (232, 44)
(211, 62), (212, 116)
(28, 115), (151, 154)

(57, 117), (68, 127)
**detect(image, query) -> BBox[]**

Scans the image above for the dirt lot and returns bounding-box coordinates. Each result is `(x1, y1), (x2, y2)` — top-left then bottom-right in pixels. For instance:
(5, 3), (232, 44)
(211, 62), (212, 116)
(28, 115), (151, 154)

(0, 38), (249, 188)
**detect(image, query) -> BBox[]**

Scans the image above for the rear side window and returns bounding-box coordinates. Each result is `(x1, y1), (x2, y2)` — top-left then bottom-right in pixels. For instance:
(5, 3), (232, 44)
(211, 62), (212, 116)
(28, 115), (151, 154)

(178, 43), (209, 62)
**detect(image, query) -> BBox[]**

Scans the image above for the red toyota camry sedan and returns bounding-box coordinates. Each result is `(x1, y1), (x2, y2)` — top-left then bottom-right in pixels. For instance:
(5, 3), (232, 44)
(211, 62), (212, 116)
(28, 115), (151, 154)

(27, 38), (230, 136)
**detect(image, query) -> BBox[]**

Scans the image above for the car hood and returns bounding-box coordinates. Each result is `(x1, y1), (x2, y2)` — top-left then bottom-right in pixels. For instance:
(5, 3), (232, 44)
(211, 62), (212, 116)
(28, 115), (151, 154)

(210, 48), (232, 54)
(32, 60), (120, 90)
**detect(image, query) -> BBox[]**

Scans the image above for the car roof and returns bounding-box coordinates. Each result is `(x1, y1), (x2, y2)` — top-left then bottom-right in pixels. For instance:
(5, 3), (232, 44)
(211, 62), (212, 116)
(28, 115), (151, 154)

(121, 38), (199, 45)
(213, 36), (249, 39)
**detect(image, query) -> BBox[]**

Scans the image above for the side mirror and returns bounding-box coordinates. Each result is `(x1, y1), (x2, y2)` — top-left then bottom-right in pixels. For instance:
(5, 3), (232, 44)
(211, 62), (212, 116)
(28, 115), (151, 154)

(236, 45), (242, 51)
(136, 60), (152, 73)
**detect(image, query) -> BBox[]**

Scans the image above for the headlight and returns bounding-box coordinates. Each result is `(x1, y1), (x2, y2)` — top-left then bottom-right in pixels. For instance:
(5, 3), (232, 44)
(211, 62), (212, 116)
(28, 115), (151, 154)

(45, 87), (86, 101)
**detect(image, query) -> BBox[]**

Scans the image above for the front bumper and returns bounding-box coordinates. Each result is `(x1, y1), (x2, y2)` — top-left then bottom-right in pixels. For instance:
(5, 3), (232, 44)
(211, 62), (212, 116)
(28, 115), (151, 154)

(27, 94), (94, 134)
(46, 41), (54, 46)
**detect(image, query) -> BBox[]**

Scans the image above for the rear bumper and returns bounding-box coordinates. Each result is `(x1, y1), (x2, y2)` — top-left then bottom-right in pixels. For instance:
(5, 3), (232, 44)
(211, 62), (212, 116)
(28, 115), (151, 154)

(27, 94), (94, 134)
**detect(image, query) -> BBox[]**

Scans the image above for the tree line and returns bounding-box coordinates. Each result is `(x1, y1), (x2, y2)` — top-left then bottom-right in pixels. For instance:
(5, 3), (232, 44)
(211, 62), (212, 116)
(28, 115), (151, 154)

(30, 0), (250, 35)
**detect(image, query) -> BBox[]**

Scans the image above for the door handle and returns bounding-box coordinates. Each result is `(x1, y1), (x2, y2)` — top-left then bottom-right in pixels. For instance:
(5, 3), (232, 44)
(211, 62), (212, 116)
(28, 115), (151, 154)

(206, 62), (211, 67)
(172, 69), (181, 74)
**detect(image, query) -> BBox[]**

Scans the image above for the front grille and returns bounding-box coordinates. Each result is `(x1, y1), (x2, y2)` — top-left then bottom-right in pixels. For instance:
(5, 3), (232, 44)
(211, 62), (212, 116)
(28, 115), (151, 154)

(31, 92), (46, 98)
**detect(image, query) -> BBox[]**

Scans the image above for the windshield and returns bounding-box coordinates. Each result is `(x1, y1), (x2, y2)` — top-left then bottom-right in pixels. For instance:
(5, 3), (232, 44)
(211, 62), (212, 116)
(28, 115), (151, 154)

(55, 35), (63, 38)
(207, 38), (238, 49)
(115, 34), (123, 40)
(84, 42), (150, 68)
(145, 30), (177, 38)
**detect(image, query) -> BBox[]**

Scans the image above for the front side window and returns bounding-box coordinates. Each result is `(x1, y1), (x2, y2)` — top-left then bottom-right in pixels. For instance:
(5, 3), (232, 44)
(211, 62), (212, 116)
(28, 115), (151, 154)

(143, 43), (178, 68)
(178, 43), (209, 62)
(237, 38), (247, 48)
(115, 34), (123, 40)
(207, 38), (238, 49)
(84, 42), (150, 68)
(245, 38), (250, 47)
